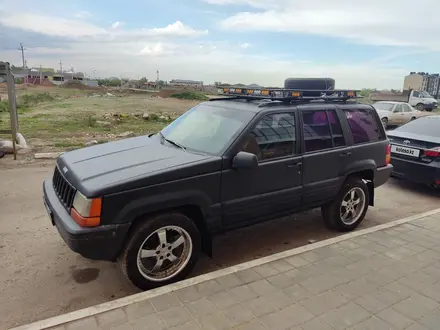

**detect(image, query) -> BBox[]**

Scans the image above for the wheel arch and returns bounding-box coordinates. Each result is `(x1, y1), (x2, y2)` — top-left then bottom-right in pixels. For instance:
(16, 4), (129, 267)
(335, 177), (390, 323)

(123, 204), (212, 258)
(342, 165), (375, 206)
(109, 191), (215, 260)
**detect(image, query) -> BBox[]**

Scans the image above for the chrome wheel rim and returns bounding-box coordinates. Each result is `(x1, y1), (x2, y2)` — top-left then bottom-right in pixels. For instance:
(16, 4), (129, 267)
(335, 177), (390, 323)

(137, 226), (193, 282)
(340, 187), (366, 225)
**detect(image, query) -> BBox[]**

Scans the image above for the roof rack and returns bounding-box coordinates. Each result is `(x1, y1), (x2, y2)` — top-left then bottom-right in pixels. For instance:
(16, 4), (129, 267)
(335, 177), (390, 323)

(211, 87), (360, 103)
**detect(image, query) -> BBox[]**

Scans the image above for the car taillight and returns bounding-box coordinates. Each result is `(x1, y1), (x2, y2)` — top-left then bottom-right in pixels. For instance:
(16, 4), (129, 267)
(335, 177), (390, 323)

(386, 143), (391, 165)
(424, 147), (440, 158)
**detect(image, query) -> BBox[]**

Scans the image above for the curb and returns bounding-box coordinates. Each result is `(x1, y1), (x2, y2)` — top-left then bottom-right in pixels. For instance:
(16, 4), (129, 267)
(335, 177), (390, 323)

(11, 207), (440, 330)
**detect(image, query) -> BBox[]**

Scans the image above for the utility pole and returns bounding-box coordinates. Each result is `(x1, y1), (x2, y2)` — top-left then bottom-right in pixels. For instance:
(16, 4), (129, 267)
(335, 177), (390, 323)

(156, 70), (160, 90)
(18, 43), (27, 83)
(18, 43), (26, 69)
(59, 60), (63, 82)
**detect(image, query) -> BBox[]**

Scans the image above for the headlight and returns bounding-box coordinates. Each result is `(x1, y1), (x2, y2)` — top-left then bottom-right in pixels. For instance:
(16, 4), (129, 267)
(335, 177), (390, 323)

(71, 191), (102, 227)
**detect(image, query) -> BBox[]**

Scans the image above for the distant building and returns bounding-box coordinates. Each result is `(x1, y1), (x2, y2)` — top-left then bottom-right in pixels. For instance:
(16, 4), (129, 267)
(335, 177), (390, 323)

(169, 79), (203, 87)
(404, 72), (440, 99)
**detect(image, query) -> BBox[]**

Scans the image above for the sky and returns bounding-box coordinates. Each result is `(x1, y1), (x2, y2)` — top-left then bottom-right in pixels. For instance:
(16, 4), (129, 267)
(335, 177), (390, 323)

(0, 0), (439, 89)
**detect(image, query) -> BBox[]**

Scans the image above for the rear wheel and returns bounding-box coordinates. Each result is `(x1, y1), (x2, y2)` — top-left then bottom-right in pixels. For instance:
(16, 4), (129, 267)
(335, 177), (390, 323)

(381, 117), (388, 129)
(119, 213), (200, 290)
(322, 178), (369, 232)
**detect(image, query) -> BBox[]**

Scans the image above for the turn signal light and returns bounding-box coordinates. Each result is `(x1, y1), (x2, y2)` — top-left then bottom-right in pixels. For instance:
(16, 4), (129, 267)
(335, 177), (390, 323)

(424, 147), (440, 158)
(71, 192), (102, 227)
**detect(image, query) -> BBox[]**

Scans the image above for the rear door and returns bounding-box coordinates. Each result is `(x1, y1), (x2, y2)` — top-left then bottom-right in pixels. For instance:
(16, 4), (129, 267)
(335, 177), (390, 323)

(392, 104), (405, 125)
(299, 105), (352, 205)
(402, 104), (414, 123)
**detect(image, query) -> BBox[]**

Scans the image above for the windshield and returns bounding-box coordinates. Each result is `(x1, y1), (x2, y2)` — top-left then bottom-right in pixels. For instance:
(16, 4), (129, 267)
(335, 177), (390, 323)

(395, 116), (440, 137)
(421, 91), (433, 98)
(373, 102), (394, 111)
(160, 104), (253, 155)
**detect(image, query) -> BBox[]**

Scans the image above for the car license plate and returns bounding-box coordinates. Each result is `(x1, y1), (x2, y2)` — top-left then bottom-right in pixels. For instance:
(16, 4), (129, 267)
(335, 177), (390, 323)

(391, 145), (420, 157)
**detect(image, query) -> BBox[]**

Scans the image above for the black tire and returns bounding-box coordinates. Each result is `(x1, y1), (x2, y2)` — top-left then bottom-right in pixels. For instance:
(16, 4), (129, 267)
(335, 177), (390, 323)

(321, 177), (369, 232)
(410, 117), (416, 121)
(416, 103), (425, 111)
(381, 117), (388, 129)
(119, 213), (200, 291)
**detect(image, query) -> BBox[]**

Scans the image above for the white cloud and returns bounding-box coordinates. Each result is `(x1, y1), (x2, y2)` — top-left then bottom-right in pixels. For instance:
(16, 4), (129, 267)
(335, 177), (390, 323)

(0, 13), (106, 37)
(144, 21), (208, 37)
(0, 12), (207, 40)
(1, 39), (406, 89)
(0, 4), (418, 89)
(140, 43), (165, 56)
(210, 0), (440, 51)
(111, 21), (123, 29)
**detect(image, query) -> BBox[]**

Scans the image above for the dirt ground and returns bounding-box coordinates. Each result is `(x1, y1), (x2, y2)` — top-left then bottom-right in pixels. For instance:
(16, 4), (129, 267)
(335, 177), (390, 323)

(1, 162), (439, 329)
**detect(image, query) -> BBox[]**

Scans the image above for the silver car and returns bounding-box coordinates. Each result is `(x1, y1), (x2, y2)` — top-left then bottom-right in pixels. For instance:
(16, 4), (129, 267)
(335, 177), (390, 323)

(372, 101), (423, 128)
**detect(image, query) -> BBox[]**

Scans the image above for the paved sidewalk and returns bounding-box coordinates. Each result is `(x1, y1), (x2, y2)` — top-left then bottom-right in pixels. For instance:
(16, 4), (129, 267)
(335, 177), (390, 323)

(19, 211), (440, 330)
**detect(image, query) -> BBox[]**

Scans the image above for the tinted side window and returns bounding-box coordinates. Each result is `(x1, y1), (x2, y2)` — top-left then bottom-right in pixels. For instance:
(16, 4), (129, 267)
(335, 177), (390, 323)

(302, 110), (346, 152)
(344, 109), (382, 144)
(241, 113), (296, 161)
(413, 91), (420, 97)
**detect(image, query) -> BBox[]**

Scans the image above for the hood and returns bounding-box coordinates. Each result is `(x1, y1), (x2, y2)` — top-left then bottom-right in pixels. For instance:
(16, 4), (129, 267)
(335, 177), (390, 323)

(57, 135), (217, 197)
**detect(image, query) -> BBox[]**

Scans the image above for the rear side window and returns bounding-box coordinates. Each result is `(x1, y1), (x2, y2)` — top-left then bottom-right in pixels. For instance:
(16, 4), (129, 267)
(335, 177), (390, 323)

(302, 110), (346, 152)
(344, 109), (382, 144)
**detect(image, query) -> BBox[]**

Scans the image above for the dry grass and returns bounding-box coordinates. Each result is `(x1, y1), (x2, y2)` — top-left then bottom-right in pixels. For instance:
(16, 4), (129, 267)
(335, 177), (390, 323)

(0, 86), (203, 152)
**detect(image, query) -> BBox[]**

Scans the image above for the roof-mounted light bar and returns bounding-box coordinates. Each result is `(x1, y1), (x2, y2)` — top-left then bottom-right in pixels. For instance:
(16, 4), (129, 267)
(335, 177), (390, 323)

(220, 87), (359, 101)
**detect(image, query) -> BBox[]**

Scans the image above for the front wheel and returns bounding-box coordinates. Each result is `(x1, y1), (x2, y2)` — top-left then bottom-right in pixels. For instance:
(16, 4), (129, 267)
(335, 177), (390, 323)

(321, 178), (369, 232)
(119, 213), (200, 291)
(381, 117), (388, 129)
(416, 103), (425, 111)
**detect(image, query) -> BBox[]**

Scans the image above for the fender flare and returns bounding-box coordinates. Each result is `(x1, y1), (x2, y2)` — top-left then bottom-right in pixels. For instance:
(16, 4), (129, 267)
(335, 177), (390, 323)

(112, 190), (212, 224)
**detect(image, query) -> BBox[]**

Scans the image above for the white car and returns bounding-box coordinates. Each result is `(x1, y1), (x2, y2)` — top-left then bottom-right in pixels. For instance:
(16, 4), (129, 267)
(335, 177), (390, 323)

(372, 101), (423, 128)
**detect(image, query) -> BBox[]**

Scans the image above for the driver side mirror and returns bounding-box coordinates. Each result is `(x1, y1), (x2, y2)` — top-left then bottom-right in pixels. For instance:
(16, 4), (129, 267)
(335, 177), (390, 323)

(232, 151), (258, 170)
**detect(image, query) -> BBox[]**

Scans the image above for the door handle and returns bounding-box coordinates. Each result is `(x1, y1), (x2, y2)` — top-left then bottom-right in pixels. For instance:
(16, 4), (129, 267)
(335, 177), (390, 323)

(340, 151), (352, 157)
(287, 162), (302, 168)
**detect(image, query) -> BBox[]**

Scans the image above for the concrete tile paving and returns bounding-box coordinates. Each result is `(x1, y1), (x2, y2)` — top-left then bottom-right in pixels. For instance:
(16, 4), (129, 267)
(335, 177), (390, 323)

(24, 213), (440, 330)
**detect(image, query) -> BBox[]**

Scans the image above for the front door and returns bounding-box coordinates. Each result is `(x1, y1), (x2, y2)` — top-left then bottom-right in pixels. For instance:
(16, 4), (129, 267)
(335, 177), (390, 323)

(221, 112), (303, 230)
(300, 107), (351, 204)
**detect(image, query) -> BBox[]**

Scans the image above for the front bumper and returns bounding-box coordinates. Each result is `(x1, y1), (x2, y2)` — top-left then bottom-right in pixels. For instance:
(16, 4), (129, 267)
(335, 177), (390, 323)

(390, 157), (440, 186)
(423, 103), (438, 110)
(43, 179), (130, 261)
(374, 164), (393, 188)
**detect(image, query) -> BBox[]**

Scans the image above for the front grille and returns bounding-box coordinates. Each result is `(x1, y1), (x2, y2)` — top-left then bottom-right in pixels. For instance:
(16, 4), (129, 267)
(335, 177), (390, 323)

(53, 166), (76, 209)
